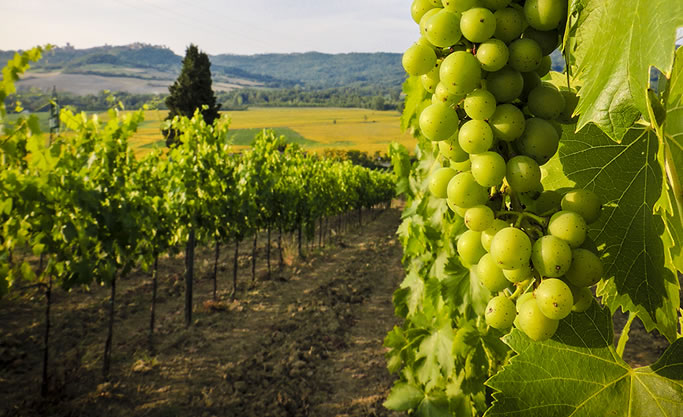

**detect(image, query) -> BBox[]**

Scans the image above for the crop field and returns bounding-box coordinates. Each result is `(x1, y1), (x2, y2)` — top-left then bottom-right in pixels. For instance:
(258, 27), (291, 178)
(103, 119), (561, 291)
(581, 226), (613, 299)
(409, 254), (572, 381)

(8, 108), (415, 156)
(132, 107), (416, 155)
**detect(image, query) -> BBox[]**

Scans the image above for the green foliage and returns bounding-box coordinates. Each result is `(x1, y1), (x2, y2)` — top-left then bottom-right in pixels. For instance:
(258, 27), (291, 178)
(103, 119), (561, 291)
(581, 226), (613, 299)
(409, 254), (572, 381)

(551, 124), (680, 341)
(568, 0), (683, 140)
(387, 1), (683, 416)
(486, 303), (683, 417)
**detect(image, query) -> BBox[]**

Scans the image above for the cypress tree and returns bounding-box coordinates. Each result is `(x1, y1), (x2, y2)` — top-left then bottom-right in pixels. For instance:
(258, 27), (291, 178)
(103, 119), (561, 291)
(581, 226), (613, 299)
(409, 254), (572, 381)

(164, 44), (221, 146)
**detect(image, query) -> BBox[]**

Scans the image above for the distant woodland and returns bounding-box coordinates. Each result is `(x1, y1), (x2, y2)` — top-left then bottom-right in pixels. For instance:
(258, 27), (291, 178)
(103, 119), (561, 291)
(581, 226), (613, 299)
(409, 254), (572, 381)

(1, 44), (405, 113)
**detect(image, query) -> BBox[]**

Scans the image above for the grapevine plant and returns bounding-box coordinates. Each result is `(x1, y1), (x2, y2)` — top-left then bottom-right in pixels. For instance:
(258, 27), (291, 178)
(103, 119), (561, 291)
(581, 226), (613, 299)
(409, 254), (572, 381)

(385, 0), (683, 416)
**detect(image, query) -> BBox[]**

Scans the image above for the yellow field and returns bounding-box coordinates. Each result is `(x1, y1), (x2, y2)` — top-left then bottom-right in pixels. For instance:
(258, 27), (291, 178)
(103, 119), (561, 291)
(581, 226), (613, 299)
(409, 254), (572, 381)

(130, 107), (416, 156)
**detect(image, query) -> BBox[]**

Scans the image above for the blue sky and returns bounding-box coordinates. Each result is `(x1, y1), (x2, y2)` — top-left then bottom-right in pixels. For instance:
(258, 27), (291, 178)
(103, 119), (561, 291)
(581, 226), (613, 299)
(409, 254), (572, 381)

(0, 0), (417, 55)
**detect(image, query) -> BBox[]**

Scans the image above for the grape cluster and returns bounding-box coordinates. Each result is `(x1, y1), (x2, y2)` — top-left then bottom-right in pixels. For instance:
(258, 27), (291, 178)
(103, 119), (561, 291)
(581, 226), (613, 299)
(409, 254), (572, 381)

(408, 0), (601, 341)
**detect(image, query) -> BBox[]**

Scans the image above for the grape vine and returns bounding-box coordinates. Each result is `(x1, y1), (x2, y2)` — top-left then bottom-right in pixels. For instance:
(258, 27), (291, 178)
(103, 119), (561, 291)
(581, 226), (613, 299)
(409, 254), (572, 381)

(386, 0), (682, 416)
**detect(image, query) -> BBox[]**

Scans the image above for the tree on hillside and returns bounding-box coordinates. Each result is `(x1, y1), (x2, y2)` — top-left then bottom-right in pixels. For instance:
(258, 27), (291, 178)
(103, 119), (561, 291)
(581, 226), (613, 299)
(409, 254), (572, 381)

(164, 44), (221, 146)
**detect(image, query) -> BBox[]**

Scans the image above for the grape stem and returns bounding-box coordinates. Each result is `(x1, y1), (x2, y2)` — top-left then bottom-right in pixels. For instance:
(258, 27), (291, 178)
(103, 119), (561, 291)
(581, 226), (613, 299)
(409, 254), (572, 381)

(496, 210), (549, 228)
(507, 278), (532, 301)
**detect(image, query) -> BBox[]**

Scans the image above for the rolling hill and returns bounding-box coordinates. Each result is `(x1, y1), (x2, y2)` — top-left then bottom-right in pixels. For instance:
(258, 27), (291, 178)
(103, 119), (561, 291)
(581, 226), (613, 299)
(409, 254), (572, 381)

(0, 43), (406, 95)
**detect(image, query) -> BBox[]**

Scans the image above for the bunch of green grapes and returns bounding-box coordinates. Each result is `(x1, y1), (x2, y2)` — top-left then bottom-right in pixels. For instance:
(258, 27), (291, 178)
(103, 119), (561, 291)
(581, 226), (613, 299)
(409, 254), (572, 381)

(408, 0), (604, 342)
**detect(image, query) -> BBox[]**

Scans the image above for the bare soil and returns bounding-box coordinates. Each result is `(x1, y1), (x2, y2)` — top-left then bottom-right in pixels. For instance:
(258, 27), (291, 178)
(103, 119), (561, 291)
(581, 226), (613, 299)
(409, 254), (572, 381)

(1, 207), (404, 417)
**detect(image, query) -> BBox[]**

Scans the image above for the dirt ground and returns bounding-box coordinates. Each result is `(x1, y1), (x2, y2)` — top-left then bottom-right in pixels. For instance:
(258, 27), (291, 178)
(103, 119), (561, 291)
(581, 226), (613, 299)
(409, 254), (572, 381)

(1, 207), (405, 417)
(0, 204), (674, 417)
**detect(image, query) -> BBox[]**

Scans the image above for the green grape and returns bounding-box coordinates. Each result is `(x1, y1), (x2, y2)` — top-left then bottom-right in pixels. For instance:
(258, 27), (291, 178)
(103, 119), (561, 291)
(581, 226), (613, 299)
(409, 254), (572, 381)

(532, 190), (562, 214)
(452, 158), (472, 171)
(485, 294), (516, 329)
(503, 263), (534, 283)
(421, 77), (438, 94)
(515, 117), (560, 165)
(403, 43), (438, 76)
(439, 134), (470, 162)
(508, 38), (543, 72)
(429, 167), (458, 198)
(465, 205), (495, 231)
(520, 70), (542, 100)
(527, 83), (565, 120)
(447, 171), (489, 208)
(412, 0), (438, 23)
(432, 82), (463, 107)
(460, 7), (497, 43)
(490, 227), (532, 269)
(482, 0), (511, 10)
(516, 292), (535, 312)
(420, 8), (442, 38)
(427, 0), (442, 7)
(440, 51), (482, 96)
(535, 278), (573, 320)
(506, 155), (541, 193)
(517, 298), (559, 341)
(478, 253), (511, 292)
(565, 248), (603, 287)
(523, 0), (567, 31)
(458, 119), (493, 154)
(535, 55), (552, 77)
(425, 9), (463, 47)
(522, 27), (560, 56)
(558, 89), (579, 124)
(548, 210), (587, 248)
(454, 203), (469, 217)
(470, 151), (506, 187)
(443, 0), (481, 13)
(486, 66), (524, 103)
(458, 230), (487, 265)
(531, 235), (572, 277)
(419, 102), (459, 141)
(464, 89), (497, 120)
(476, 39), (509, 72)
(481, 218), (508, 251)
(570, 285), (593, 312)
(489, 103), (525, 141)
(561, 189), (602, 224)
(493, 7), (525, 43)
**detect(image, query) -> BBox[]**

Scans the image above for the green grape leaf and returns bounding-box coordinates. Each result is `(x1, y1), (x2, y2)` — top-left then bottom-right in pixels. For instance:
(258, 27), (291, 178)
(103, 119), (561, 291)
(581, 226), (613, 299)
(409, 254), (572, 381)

(401, 75), (430, 134)
(416, 320), (455, 389)
(657, 46), (683, 272)
(558, 124), (680, 340)
(442, 256), (490, 317)
(397, 267), (427, 318)
(384, 382), (424, 411)
(486, 303), (683, 417)
(570, 0), (683, 140)
(416, 394), (451, 417)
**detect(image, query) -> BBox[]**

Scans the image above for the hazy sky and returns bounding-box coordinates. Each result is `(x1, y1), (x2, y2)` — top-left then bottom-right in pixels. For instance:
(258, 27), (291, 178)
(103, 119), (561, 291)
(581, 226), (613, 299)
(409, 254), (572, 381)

(0, 0), (418, 55)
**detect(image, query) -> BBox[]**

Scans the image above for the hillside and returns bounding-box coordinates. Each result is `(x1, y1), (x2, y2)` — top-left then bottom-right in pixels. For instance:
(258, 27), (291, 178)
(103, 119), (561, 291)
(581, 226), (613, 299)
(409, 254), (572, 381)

(0, 44), (405, 95)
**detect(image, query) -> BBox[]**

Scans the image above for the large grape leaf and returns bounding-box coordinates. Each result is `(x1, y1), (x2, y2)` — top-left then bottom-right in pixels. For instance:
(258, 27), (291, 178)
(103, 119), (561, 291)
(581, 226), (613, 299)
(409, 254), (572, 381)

(570, 0), (683, 140)
(485, 303), (683, 417)
(558, 124), (680, 340)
